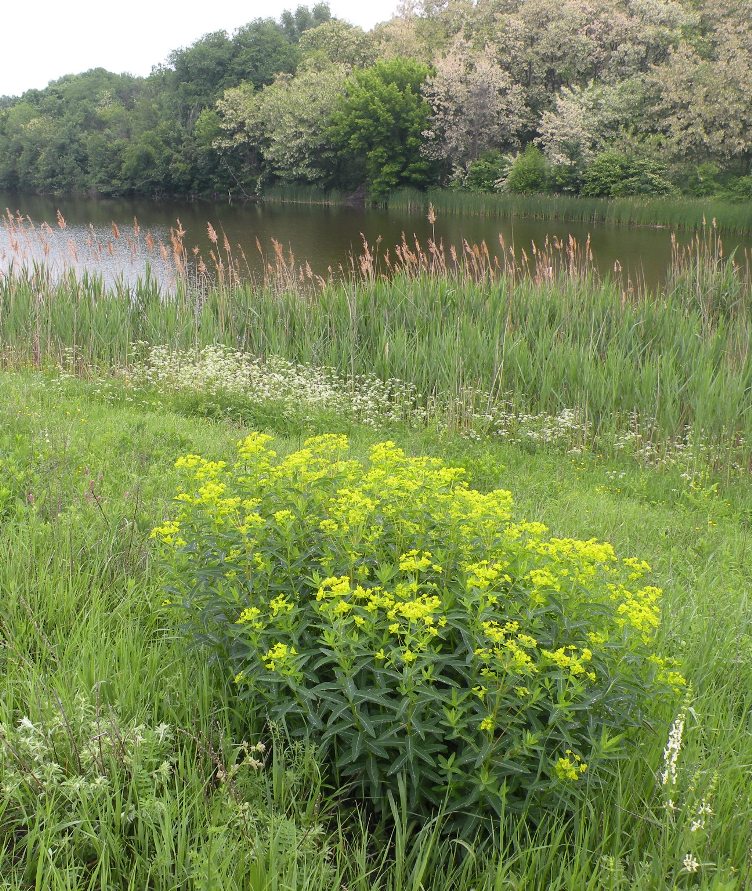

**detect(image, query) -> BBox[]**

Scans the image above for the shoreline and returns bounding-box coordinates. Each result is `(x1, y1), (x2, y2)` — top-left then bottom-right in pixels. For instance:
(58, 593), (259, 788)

(3, 186), (751, 235)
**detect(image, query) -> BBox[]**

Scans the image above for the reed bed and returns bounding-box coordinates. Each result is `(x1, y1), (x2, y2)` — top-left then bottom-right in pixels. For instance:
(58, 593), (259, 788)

(1, 211), (750, 469)
(390, 188), (752, 234)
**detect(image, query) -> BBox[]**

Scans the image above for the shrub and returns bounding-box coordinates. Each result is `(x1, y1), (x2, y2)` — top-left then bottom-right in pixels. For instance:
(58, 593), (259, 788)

(724, 175), (752, 201)
(461, 151), (509, 193)
(503, 145), (551, 194)
(154, 433), (684, 833)
(549, 162), (583, 194)
(582, 152), (677, 198)
(684, 162), (722, 197)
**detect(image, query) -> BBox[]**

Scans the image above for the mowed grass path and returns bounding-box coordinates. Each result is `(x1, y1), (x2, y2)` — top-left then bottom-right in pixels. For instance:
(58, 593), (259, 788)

(1, 371), (751, 889)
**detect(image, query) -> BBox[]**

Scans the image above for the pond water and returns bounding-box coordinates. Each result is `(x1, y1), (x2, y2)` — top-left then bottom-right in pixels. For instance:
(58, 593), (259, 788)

(1, 190), (749, 291)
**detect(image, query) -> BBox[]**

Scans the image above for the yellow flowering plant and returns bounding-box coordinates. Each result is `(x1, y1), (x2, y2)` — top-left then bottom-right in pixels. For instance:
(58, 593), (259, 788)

(153, 433), (684, 832)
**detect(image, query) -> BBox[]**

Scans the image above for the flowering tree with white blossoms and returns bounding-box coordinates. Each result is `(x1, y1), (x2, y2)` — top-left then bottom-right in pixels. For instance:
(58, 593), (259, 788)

(422, 40), (527, 171)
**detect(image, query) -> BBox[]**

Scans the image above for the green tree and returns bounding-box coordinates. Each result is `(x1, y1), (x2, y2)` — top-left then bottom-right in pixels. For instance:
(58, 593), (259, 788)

(256, 66), (348, 183)
(461, 150), (509, 192)
(0, 102), (42, 189)
(169, 108), (233, 196)
(422, 40), (527, 173)
(167, 32), (237, 127)
(120, 129), (174, 195)
(279, 3), (332, 42)
(503, 144), (551, 193)
(329, 58), (434, 198)
(649, 41), (752, 169)
(0, 69), (142, 194)
(215, 66), (347, 187)
(230, 18), (301, 89)
(213, 83), (263, 194)
(537, 78), (654, 176)
(299, 20), (376, 68)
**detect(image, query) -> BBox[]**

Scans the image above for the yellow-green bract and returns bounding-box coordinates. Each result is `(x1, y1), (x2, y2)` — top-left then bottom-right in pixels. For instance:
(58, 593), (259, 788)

(153, 433), (684, 832)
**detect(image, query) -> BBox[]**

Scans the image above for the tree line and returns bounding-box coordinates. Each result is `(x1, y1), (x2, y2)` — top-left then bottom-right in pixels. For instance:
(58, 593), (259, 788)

(1, 0), (751, 201)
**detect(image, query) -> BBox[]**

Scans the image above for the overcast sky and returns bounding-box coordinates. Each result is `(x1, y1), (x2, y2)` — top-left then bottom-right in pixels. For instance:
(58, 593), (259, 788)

(1, 1), (401, 98)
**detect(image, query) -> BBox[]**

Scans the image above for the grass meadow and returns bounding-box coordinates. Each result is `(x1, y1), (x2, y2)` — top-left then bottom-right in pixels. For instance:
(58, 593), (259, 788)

(1, 215), (751, 889)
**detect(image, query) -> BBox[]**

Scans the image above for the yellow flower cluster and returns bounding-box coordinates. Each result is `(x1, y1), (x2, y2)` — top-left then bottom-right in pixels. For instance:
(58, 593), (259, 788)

(609, 583), (662, 640)
(160, 433), (680, 672)
(237, 432), (276, 461)
(480, 716), (495, 733)
(649, 655), (688, 693)
(236, 606), (262, 629)
(155, 430), (685, 809)
(171, 453), (243, 522)
(149, 520), (185, 547)
(314, 574), (446, 664)
(465, 560), (511, 592)
(623, 557), (651, 581)
(554, 750), (588, 781)
(540, 646), (595, 680)
(262, 642), (298, 674)
(399, 549), (442, 574)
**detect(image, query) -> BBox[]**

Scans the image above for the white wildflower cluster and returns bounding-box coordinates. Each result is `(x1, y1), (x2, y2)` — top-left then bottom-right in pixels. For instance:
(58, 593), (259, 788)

(659, 707), (686, 794)
(690, 798), (714, 833)
(656, 703), (720, 882)
(0, 696), (175, 814)
(216, 739), (267, 782)
(57, 341), (743, 475)
(614, 428), (701, 468)
(613, 413), (745, 475)
(605, 470), (628, 481)
(442, 385), (591, 450)
(682, 852), (700, 874)
(0, 690), (334, 881)
(126, 345), (596, 447)
(125, 345), (428, 428)
(487, 405), (588, 448)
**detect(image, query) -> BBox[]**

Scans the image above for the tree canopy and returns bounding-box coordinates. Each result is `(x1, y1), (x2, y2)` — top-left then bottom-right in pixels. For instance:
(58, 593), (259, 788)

(0, 0), (750, 200)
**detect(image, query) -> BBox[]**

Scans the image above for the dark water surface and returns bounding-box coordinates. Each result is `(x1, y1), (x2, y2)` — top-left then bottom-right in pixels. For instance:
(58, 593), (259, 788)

(2, 191), (750, 291)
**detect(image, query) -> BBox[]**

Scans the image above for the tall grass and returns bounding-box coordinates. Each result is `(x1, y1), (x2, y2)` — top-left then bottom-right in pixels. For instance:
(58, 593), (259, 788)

(390, 188), (752, 234)
(1, 223), (750, 465)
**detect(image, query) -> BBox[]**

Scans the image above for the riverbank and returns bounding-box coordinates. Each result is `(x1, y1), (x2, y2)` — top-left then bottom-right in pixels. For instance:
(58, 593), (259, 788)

(259, 185), (752, 234)
(2, 227), (750, 474)
(393, 189), (752, 234)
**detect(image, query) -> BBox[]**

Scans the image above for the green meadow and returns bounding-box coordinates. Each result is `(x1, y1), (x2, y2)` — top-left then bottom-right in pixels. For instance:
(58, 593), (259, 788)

(1, 369), (751, 889)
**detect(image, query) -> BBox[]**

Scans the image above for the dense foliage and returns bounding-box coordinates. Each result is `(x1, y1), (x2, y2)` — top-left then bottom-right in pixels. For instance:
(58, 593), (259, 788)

(1, 0), (751, 200)
(153, 433), (683, 831)
(328, 59), (434, 198)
